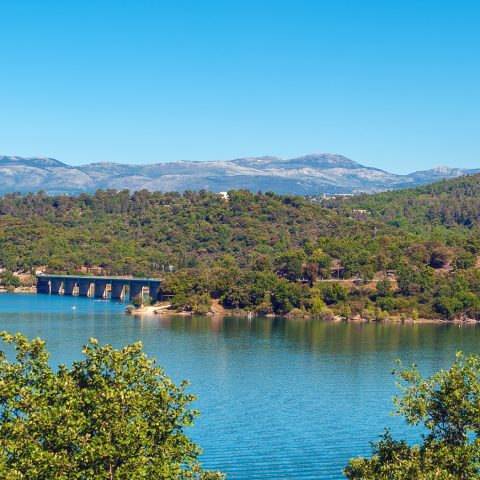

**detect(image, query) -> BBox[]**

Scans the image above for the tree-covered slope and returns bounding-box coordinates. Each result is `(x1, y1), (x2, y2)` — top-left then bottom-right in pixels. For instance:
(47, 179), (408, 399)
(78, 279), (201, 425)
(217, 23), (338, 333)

(323, 173), (480, 230)
(0, 189), (367, 274)
(2, 185), (480, 320)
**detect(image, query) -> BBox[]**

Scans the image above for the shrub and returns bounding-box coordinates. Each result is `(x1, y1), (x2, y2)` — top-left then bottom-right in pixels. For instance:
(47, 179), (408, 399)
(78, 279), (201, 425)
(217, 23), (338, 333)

(130, 294), (144, 309)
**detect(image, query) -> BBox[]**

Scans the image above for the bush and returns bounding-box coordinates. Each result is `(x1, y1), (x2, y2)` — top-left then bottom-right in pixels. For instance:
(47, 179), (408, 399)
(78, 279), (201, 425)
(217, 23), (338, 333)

(287, 307), (306, 318)
(453, 251), (476, 270)
(144, 295), (153, 305)
(434, 295), (463, 319)
(130, 295), (144, 309)
(255, 292), (274, 315)
(271, 280), (305, 314)
(309, 296), (327, 317)
(171, 292), (212, 314)
(192, 293), (212, 315)
(375, 278), (392, 297)
(315, 282), (348, 305)
(0, 272), (20, 288)
(375, 297), (395, 313)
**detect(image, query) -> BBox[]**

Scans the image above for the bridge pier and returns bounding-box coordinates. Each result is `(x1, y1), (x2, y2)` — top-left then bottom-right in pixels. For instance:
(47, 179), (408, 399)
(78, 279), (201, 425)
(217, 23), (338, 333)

(78, 281), (92, 297)
(129, 282), (143, 300)
(111, 282), (125, 299)
(63, 280), (76, 295)
(94, 282), (108, 298)
(37, 278), (50, 294)
(149, 282), (160, 300)
(50, 279), (63, 295)
(36, 275), (162, 302)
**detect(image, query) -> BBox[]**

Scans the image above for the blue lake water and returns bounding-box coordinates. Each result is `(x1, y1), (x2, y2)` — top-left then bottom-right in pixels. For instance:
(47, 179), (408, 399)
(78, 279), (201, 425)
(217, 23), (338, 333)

(1, 293), (480, 479)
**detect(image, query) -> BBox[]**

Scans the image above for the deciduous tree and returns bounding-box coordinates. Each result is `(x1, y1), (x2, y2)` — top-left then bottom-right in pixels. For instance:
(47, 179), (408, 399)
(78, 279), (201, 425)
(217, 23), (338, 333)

(0, 332), (224, 480)
(344, 353), (480, 479)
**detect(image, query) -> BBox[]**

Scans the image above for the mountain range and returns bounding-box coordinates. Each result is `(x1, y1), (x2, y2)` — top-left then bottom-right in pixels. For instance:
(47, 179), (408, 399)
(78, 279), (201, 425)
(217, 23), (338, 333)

(0, 153), (477, 195)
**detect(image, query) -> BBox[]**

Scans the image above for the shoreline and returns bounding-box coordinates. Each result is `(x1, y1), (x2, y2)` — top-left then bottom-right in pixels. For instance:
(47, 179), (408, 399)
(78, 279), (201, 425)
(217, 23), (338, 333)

(127, 304), (477, 325)
(0, 287), (36, 294)
(2, 290), (477, 325)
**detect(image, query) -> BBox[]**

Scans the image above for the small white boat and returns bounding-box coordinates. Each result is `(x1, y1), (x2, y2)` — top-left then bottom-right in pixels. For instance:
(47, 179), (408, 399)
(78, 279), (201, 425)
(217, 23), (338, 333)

(71, 306), (77, 310)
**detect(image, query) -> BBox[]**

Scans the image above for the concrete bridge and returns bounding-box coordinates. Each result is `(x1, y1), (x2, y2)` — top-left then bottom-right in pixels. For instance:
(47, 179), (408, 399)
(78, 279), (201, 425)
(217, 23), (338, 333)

(36, 275), (162, 300)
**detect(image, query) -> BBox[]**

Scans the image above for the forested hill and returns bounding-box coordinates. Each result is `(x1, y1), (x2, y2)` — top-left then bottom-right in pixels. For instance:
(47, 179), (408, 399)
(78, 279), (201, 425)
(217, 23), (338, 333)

(2, 186), (480, 321)
(322, 173), (480, 230)
(0, 189), (379, 275)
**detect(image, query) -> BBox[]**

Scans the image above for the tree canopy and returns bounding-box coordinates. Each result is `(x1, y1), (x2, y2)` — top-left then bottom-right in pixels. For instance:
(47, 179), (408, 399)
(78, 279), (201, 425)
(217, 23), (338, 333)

(344, 353), (480, 479)
(3, 181), (480, 320)
(0, 332), (224, 479)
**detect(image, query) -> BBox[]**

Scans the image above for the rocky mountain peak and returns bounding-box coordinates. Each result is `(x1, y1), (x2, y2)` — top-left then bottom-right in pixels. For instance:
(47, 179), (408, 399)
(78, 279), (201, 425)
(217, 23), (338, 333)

(0, 153), (477, 196)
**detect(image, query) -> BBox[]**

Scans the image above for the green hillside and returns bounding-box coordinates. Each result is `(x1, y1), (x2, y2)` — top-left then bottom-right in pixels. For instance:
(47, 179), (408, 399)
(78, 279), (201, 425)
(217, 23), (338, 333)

(2, 182), (480, 320)
(323, 173), (480, 231)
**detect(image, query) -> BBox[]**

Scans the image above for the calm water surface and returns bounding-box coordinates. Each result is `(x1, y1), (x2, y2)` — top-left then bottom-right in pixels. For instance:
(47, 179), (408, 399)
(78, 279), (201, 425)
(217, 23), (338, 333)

(1, 293), (480, 479)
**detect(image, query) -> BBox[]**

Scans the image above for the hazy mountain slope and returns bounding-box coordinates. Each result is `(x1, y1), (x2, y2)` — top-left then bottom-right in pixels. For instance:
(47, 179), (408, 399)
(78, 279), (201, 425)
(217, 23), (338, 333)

(408, 166), (480, 183)
(0, 153), (477, 195)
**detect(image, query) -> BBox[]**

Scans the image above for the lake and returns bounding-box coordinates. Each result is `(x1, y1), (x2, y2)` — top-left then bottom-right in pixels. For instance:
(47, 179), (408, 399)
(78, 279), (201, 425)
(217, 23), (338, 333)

(1, 293), (479, 479)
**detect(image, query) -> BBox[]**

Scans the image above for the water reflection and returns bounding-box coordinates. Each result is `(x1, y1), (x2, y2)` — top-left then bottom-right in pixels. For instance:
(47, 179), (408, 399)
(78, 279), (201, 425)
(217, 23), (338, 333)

(152, 315), (480, 356)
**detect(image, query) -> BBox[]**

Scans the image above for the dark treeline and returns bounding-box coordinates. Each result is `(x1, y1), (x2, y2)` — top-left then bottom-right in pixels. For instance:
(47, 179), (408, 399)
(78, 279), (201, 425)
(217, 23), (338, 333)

(3, 180), (480, 320)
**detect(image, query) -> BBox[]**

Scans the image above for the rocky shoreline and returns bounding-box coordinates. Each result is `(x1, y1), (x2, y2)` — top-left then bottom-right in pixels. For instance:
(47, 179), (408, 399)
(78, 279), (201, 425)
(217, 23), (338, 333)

(126, 302), (478, 325)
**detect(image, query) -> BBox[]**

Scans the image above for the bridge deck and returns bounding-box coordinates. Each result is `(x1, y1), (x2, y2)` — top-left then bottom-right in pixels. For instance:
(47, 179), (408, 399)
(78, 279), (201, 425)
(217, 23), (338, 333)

(37, 274), (161, 284)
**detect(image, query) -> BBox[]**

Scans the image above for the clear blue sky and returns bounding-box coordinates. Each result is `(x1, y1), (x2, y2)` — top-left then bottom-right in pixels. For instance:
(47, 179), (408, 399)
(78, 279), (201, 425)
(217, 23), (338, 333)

(1, 0), (479, 173)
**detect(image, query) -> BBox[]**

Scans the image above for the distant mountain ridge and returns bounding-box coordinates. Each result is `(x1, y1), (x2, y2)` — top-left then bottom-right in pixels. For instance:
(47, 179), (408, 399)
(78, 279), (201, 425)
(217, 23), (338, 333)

(0, 153), (478, 195)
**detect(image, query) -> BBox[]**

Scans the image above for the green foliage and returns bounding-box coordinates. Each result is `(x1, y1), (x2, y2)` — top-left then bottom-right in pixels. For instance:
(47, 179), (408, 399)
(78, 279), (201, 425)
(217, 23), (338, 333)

(309, 296), (334, 319)
(429, 247), (451, 268)
(171, 292), (212, 314)
(434, 295), (464, 319)
(0, 332), (224, 479)
(315, 282), (348, 305)
(2, 185), (480, 319)
(191, 293), (212, 315)
(325, 173), (480, 231)
(344, 353), (480, 479)
(303, 248), (332, 285)
(275, 249), (306, 281)
(396, 265), (432, 296)
(0, 271), (21, 288)
(271, 279), (304, 313)
(375, 278), (392, 297)
(309, 296), (327, 317)
(255, 292), (274, 315)
(453, 251), (476, 270)
(130, 294), (144, 308)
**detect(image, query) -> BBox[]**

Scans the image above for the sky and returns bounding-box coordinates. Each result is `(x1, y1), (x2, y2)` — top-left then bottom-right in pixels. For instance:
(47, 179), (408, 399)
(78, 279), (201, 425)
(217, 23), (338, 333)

(0, 0), (479, 173)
